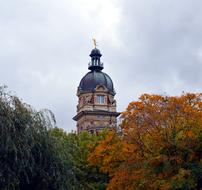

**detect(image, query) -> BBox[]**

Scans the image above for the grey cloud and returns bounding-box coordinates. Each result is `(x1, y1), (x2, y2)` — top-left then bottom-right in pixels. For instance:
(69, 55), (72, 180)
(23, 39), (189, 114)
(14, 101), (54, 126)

(0, 0), (202, 131)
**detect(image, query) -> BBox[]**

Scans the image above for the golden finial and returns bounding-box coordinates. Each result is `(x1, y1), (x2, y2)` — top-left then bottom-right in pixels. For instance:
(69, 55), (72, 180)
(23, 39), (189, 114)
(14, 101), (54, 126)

(93, 38), (98, 48)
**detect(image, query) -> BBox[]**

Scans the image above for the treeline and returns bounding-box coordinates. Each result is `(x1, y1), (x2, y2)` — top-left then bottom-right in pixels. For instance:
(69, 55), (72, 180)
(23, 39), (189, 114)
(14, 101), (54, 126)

(0, 86), (107, 190)
(0, 87), (202, 190)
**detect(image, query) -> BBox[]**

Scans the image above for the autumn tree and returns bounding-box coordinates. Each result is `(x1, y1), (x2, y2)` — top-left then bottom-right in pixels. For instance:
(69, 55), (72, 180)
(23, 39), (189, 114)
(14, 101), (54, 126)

(89, 93), (202, 190)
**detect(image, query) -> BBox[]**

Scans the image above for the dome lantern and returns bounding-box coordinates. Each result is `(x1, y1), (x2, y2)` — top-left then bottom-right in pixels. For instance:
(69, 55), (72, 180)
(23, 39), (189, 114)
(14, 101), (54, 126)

(88, 48), (103, 71)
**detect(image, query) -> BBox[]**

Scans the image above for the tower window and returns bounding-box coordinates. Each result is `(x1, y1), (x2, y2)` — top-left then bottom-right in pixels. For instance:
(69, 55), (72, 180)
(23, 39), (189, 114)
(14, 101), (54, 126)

(97, 95), (105, 104)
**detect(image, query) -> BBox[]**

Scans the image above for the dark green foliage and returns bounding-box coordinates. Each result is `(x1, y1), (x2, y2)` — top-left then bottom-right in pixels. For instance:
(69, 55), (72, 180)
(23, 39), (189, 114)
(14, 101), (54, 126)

(49, 128), (109, 190)
(0, 86), (108, 190)
(0, 87), (71, 190)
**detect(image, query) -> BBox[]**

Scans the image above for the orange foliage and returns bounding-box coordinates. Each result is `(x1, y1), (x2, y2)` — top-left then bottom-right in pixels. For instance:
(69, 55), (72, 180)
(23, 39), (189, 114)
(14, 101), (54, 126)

(88, 93), (202, 190)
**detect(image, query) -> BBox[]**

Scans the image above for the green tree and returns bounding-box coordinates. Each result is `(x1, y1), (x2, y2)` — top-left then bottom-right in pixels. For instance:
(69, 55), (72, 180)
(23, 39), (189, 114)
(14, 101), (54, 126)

(49, 128), (109, 190)
(0, 86), (71, 190)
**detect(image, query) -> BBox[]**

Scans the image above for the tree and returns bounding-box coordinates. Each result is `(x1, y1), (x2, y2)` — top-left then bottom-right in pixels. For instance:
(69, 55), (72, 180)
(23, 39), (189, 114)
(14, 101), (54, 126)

(89, 93), (202, 190)
(0, 86), (71, 190)
(49, 128), (109, 190)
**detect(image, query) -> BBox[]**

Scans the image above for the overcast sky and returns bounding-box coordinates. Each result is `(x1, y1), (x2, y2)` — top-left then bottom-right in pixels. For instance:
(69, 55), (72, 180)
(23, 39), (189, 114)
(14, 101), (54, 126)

(1, 0), (202, 131)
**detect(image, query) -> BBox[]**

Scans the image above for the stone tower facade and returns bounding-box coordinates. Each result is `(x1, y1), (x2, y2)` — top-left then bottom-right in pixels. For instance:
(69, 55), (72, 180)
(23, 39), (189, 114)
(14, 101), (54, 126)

(73, 47), (120, 134)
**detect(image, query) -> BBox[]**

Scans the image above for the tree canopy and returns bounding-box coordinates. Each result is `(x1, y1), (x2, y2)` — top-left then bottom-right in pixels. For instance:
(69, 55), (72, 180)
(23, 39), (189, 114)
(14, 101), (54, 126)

(49, 128), (109, 190)
(1, 86), (202, 190)
(0, 86), (72, 190)
(0, 86), (107, 190)
(89, 93), (202, 190)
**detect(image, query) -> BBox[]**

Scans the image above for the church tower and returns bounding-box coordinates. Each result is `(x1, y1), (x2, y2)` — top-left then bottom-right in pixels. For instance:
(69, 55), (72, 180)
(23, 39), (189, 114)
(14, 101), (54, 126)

(73, 46), (120, 134)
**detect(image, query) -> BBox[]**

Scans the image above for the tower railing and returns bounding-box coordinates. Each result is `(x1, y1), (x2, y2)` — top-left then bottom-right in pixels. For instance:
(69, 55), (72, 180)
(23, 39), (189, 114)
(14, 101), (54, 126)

(88, 61), (103, 67)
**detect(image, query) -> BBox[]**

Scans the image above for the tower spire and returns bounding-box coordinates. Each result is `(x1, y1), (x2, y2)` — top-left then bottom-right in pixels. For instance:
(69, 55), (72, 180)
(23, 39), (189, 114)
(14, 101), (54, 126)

(88, 41), (103, 71)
